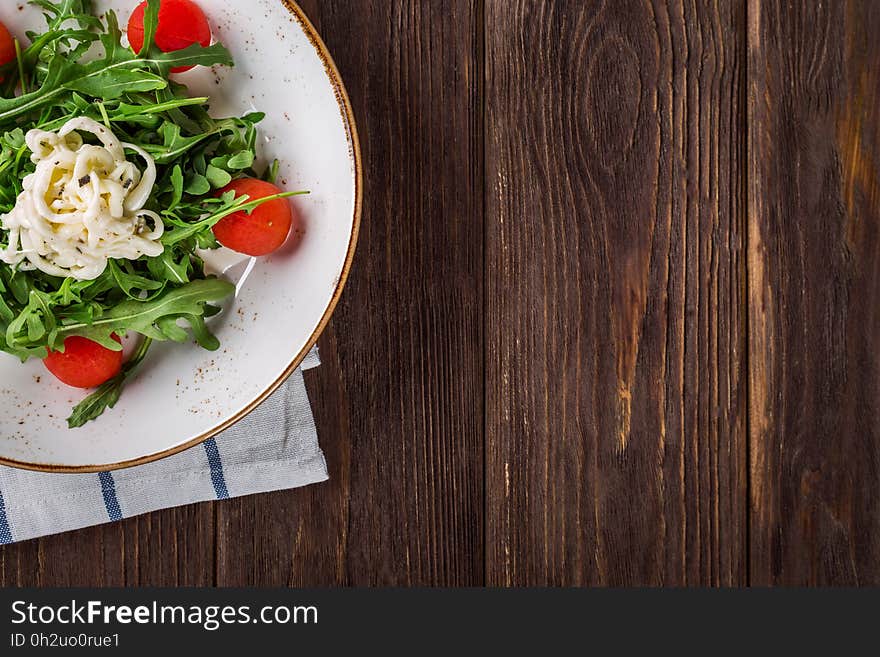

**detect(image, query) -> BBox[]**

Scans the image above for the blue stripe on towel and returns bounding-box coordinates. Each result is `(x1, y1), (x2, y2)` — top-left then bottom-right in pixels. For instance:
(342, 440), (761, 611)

(204, 438), (229, 499)
(0, 491), (12, 544)
(98, 472), (122, 521)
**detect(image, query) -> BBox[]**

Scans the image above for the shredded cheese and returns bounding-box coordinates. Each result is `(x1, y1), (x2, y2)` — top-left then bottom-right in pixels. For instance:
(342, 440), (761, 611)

(0, 117), (164, 281)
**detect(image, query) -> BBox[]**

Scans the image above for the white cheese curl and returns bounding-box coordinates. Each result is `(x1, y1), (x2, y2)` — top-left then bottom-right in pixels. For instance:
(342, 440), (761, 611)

(0, 117), (163, 281)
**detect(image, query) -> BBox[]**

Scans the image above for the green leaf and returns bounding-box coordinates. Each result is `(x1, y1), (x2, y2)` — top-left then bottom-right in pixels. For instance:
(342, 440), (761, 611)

(0, 36), (230, 124)
(195, 231), (220, 250)
(65, 69), (167, 99)
(108, 260), (164, 300)
(156, 316), (188, 342)
(184, 173), (210, 195)
(147, 249), (191, 284)
(226, 151), (254, 170)
(145, 43), (233, 72)
(0, 292), (14, 323)
(205, 164), (232, 188)
(54, 278), (234, 348)
(169, 164), (184, 209)
(186, 313), (220, 350)
(67, 337), (153, 428)
(100, 9), (122, 62)
(147, 122), (215, 163)
(67, 375), (125, 428)
(262, 159), (280, 184)
(138, 0), (160, 57)
(112, 96), (208, 120)
(9, 274), (31, 305)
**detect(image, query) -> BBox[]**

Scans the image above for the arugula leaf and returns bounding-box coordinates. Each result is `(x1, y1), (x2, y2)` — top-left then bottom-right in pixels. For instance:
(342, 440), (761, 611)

(205, 164), (232, 188)
(0, 7), (232, 123)
(108, 260), (164, 300)
(67, 337), (153, 429)
(184, 173), (210, 195)
(227, 151), (255, 170)
(147, 248), (192, 284)
(65, 69), (168, 99)
(161, 190), (309, 246)
(138, 0), (160, 58)
(169, 164), (184, 209)
(53, 278), (235, 349)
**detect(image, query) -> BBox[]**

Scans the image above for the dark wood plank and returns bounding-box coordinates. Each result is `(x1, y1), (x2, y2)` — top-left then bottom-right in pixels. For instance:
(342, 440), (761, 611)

(485, 0), (748, 585)
(748, 0), (880, 585)
(0, 535), (40, 586)
(0, 503), (214, 586)
(215, 0), (485, 586)
(0, 525), (124, 587)
(120, 505), (215, 586)
(33, 525), (125, 587)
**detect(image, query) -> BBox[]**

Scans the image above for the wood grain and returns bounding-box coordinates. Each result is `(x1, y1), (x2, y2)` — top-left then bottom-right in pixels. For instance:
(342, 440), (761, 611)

(484, 0), (748, 585)
(748, 0), (880, 585)
(120, 505), (215, 586)
(0, 505), (214, 586)
(215, 0), (485, 586)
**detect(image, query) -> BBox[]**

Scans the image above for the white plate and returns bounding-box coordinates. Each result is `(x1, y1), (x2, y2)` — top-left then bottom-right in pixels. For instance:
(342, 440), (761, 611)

(0, 0), (361, 471)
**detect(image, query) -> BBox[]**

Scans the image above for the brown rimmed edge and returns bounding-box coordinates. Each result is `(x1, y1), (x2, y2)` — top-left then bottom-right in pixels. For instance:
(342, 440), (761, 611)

(0, 1), (363, 473)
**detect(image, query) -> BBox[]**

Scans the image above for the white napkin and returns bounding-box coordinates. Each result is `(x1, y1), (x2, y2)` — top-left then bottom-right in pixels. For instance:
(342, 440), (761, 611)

(0, 349), (326, 544)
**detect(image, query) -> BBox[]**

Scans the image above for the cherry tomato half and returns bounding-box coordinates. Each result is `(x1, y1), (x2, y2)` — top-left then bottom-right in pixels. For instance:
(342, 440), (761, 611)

(0, 22), (16, 81)
(44, 335), (124, 389)
(212, 178), (294, 257)
(127, 0), (211, 73)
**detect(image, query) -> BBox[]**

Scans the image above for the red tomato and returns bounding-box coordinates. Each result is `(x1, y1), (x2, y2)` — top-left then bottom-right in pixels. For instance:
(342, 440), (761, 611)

(127, 0), (211, 73)
(44, 335), (124, 389)
(212, 179), (293, 256)
(0, 22), (16, 80)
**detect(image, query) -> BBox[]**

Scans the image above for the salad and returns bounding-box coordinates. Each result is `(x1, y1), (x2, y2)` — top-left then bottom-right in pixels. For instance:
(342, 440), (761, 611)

(0, 0), (305, 427)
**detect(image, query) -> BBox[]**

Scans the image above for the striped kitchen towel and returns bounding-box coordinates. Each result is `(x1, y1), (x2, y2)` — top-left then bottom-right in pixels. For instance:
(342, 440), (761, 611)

(0, 349), (326, 544)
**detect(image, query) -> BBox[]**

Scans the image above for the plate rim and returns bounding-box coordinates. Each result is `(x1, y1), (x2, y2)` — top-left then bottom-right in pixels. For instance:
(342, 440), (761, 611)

(0, 0), (363, 473)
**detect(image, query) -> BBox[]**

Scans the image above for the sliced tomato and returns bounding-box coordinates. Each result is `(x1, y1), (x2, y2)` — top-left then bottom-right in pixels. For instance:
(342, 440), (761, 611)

(44, 335), (124, 389)
(212, 179), (294, 256)
(127, 0), (211, 73)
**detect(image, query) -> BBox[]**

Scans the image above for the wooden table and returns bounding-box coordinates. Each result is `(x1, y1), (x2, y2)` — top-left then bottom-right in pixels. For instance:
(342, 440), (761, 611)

(2, 0), (878, 587)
